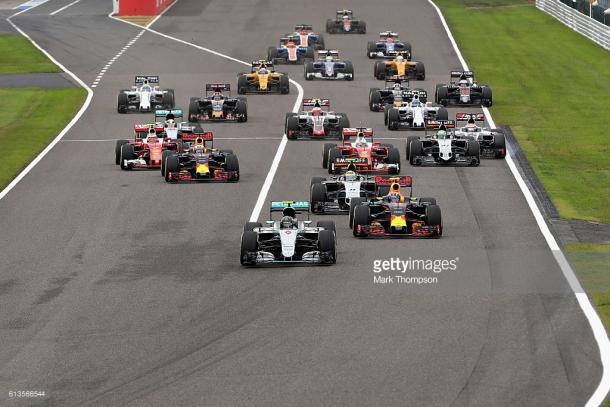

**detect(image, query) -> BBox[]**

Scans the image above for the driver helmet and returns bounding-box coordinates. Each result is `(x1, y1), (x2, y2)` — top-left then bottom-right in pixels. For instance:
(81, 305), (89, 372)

(213, 92), (223, 100)
(342, 14), (349, 20)
(395, 55), (404, 63)
(344, 170), (357, 181)
(437, 130), (448, 140)
(386, 37), (394, 43)
(411, 99), (421, 107)
(311, 107), (322, 116)
(165, 119), (175, 128)
(459, 79), (468, 86)
(355, 137), (368, 147)
(325, 55), (333, 62)
(393, 83), (402, 91)
(280, 216), (297, 229)
(465, 122), (477, 132)
(259, 68), (268, 75)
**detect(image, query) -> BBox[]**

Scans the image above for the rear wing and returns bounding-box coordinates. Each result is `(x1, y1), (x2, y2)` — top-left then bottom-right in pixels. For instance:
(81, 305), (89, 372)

(375, 175), (412, 187)
(450, 71), (474, 82)
(155, 109), (183, 120)
(294, 24), (312, 32)
(134, 123), (153, 132)
(385, 75), (408, 86)
(342, 127), (374, 140)
(270, 201), (310, 218)
(251, 60), (274, 71)
(455, 113), (485, 122)
(280, 36), (299, 45)
(206, 83), (230, 92)
(336, 9), (353, 16)
(426, 120), (456, 129)
(379, 31), (399, 39)
(303, 98), (330, 108)
(317, 50), (339, 58)
(135, 75), (159, 85)
(404, 89), (427, 98)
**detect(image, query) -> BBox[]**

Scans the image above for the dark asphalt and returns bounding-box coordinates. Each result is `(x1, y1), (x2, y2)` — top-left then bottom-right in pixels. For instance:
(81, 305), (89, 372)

(0, 72), (78, 87)
(0, 0), (603, 406)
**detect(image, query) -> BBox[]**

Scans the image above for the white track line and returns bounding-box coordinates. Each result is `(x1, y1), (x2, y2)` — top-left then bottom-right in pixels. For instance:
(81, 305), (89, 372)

(109, 5), (304, 222)
(91, 29), (145, 88)
(428, 1), (610, 405)
(0, 9), (93, 202)
(49, 0), (81, 15)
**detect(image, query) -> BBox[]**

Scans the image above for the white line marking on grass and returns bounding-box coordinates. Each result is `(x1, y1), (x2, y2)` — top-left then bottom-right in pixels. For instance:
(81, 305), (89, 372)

(50, 0), (81, 15)
(428, 1), (610, 405)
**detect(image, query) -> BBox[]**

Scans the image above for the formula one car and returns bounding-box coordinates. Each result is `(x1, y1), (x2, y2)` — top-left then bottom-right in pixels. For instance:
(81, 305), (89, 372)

(385, 93), (448, 130)
(285, 98), (350, 139)
(240, 201), (336, 266)
(435, 71), (493, 107)
(406, 121), (480, 166)
(351, 176), (442, 238)
(188, 84), (247, 122)
(163, 132), (239, 182)
(323, 128), (401, 174)
(237, 61), (290, 94)
(367, 31), (411, 59)
(310, 169), (386, 214)
(304, 50), (354, 81)
(374, 54), (425, 80)
(369, 76), (427, 111)
(453, 113), (506, 158)
(268, 36), (314, 64)
(117, 75), (175, 113)
(290, 24), (325, 50)
(326, 9), (366, 33)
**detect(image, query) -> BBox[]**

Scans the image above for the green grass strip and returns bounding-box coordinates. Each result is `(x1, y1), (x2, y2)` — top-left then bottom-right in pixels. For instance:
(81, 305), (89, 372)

(0, 35), (61, 74)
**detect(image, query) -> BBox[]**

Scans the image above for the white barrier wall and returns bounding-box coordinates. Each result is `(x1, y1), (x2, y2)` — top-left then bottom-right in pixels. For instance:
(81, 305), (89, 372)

(536, 0), (610, 50)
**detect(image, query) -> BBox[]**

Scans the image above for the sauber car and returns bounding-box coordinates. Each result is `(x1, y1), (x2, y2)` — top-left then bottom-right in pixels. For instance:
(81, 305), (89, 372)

(323, 127), (401, 174)
(240, 201), (336, 266)
(117, 75), (175, 113)
(369, 76), (427, 111)
(406, 121), (480, 166)
(454, 113), (506, 158)
(285, 98), (350, 139)
(291, 24), (325, 50)
(267, 36), (314, 64)
(351, 176), (442, 238)
(367, 31), (411, 59)
(237, 61), (290, 94)
(385, 92), (448, 130)
(326, 9), (366, 34)
(304, 50), (354, 81)
(188, 84), (247, 122)
(374, 54), (425, 80)
(162, 133), (239, 183)
(435, 71), (493, 107)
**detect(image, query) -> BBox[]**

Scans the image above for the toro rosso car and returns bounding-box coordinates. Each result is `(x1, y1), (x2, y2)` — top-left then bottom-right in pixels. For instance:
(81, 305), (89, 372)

(268, 36), (314, 64)
(374, 54), (425, 80)
(369, 76), (427, 111)
(163, 133), (239, 183)
(454, 113), (506, 158)
(117, 75), (175, 113)
(291, 24), (325, 50)
(310, 170), (387, 214)
(304, 50), (354, 81)
(326, 9), (366, 34)
(237, 61), (290, 94)
(367, 31), (412, 59)
(240, 201), (336, 266)
(406, 121), (480, 166)
(188, 84), (247, 122)
(351, 176), (442, 238)
(384, 92), (449, 130)
(323, 127), (401, 174)
(435, 71), (493, 107)
(285, 98), (350, 139)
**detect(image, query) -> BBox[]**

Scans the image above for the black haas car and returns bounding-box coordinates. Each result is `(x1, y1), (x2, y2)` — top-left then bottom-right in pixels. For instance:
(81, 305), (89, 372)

(188, 83), (247, 122)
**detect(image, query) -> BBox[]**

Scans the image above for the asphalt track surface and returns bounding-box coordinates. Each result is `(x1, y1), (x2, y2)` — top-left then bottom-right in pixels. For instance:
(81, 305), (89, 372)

(0, 0), (603, 406)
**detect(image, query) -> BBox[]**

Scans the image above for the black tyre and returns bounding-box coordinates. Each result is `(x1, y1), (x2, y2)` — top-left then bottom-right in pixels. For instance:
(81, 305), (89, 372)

(410, 139), (423, 165)
(436, 86), (448, 106)
(237, 75), (248, 94)
(343, 61), (354, 81)
(494, 132), (506, 158)
(119, 143), (135, 170)
(349, 197), (365, 228)
(304, 61), (314, 80)
(326, 19), (334, 33)
(311, 183), (327, 210)
(285, 116), (299, 139)
(437, 107), (449, 121)
(188, 99), (199, 122)
(386, 147), (401, 174)
(467, 140), (480, 166)
(267, 46), (278, 62)
(359, 21), (366, 34)
(244, 222), (262, 232)
(310, 176), (326, 188)
(280, 75), (290, 94)
(164, 154), (179, 182)
(315, 34), (325, 50)
(304, 47), (315, 60)
(419, 197), (437, 206)
(318, 229), (336, 263)
(225, 154), (240, 178)
(328, 148), (342, 174)
(353, 205), (370, 237)
(425, 204), (442, 235)
(316, 220), (336, 234)
(374, 61), (386, 79)
(117, 92), (128, 113)
(367, 41), (377, 58)
(115, 140), (129, 164)
(415, 62), (425, 80)
(482, 86), (493, 107)
(383, 104), (392, 125)
(337, 115), (350, 130)
(387, 109), (400, 131)
(235, 100), (247, 122)
(369, 88), (381, 111)
(322, 143), (336, 169)
(240, 231), (258, 265)
(161, 149), (173, 175)
(162, 90), (174, 108)
(405, 136), (418, 159)
(404, 42), (413, 54)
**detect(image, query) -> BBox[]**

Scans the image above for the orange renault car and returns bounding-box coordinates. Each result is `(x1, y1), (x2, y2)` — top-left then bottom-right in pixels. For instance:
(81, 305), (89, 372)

(374, 53), (425, 81)
(237, 60), (290, 94)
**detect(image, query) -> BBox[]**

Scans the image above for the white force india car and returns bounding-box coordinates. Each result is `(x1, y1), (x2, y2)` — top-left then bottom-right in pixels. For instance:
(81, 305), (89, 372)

(304, 50), (354, 81)
(240, 201), (336, 266)
(406, 120), (480, 166)
(384, 92), (448, 130)
(454, 113), (506, 159)
(285, 98), (350, 139)
(117, 76), (175, 113)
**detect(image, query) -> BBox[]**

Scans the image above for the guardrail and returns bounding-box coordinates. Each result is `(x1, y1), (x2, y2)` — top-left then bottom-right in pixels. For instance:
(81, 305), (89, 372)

(536, 0), (610, 50)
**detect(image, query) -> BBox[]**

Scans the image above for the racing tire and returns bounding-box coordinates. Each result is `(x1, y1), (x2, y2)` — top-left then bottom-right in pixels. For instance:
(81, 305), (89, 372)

(482, 86), (493, 107)
(279, 75), (290, 94)
(322, 143), (336, 169)
(367, 41), (376, 58)
(409, 139), (423, 165)
(386, 147), (401, 174)
(353, 205), (370, 237)
(369, 88), (381, 111)
(437, 107), (449, 121)
(387, 109), (400, 131)
(494, 132), (506, 158)
(315, 34), (325, 50)
(311, 183), (327, 212)
(240, 231), (258, 266)
(419, 197), (437, 206)
(466, 140), (480, 166)
(162, 89), (175, 108)
(383, 104), (392, 125)
(316, 220), (336, 234)
(310, 176), (325, 188)
(237, 75), (249, 95)
(304, 47), (315, 60)
(326, 19), (335, 33)
(188, 99), (199, 122)
(343, 61), (354, 81)
(374, 61), (386, 80)
(349, 197), (366, 229)
(164, 154), (179, 182)
(244, 222), (262, 232)
(224, 154), (240, 180)
(304, 61), (314, 81)
(415, 62), (425, 80)
(285, 116), (299, 139)
(115, 140), (129, 165)
(327, 148), (342, 174)
(117, 92), (128, 114)
(235, 100), (248, 122)
(404, 42), (413, 54)
(119, 143), (135, 170)
(359, 21), (366, 34)
(317, 230), (336, 264)
(405, 136), (418, 159)
(425, 204), (442, 236)
(161, 150), (173, 175)
(337, 114), (350, 130)
(436, 86), (448, 106)
(267, 46), (278, 62)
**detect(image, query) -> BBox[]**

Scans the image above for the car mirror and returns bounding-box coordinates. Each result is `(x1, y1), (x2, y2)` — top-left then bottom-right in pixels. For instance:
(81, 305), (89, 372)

(265, 221), (274, 225)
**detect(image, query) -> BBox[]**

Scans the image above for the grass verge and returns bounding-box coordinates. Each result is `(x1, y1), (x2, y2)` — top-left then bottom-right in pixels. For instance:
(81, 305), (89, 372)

(0, 35), (61, 74)
(434, 0), (610, 223)
(0, 88), (86, 189)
